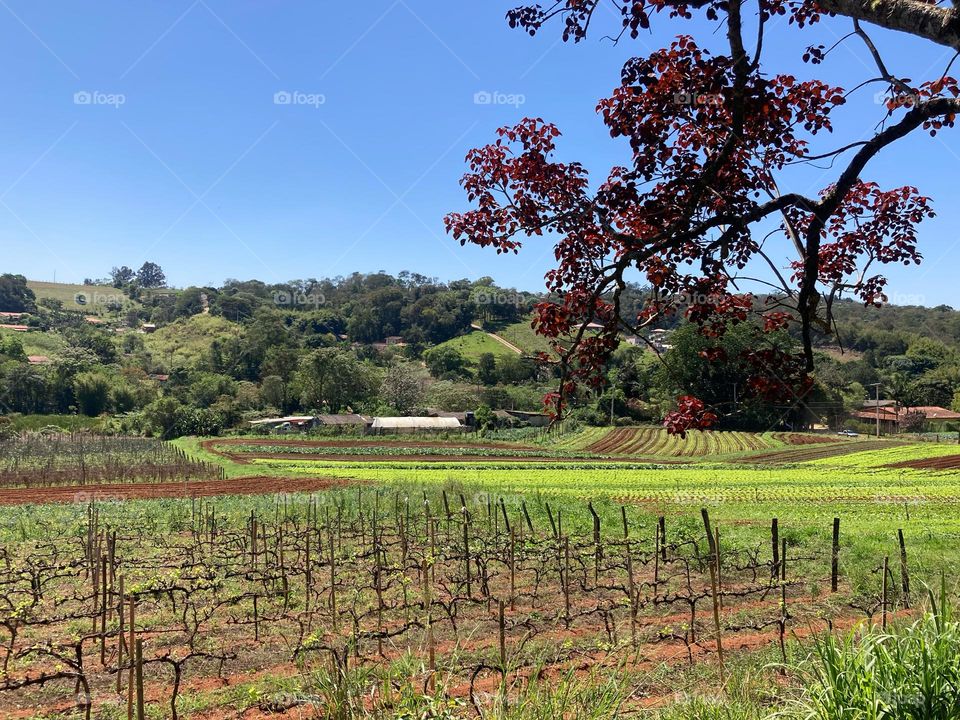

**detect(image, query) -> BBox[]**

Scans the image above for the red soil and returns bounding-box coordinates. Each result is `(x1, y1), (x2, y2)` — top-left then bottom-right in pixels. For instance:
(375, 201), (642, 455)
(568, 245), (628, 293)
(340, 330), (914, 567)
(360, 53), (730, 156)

(887, 454), (960, 470)
(773, 432), (838, 445)
(0, 476), (354, 506)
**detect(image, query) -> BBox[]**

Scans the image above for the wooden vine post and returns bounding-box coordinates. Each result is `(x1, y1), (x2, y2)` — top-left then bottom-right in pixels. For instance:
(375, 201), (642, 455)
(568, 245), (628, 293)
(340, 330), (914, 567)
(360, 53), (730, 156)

(771, 518), (780, 578)
(831, 517), (840, 592)
(135, 638), (145, 720)
(588, 501), (601, 585)
(700, 508), (725, 684)
(127, 595), (136, 720)
(622, 507), (637, 647)
(897, 529), (910, 607)
(882, 555), (889, 630)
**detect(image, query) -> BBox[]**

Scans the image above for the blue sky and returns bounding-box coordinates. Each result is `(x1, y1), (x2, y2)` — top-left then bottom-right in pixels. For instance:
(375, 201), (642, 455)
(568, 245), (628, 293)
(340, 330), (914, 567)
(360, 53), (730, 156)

(1, 0), (958, 306)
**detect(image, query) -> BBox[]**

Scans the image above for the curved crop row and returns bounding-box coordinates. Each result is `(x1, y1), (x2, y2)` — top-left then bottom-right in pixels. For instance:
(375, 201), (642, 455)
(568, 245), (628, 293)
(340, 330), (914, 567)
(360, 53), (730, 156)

(583, 427), (772, 457)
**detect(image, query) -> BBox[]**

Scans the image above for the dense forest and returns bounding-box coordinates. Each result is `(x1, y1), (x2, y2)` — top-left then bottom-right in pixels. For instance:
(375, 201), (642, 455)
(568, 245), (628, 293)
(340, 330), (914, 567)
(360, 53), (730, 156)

(2, 270), (959, 437)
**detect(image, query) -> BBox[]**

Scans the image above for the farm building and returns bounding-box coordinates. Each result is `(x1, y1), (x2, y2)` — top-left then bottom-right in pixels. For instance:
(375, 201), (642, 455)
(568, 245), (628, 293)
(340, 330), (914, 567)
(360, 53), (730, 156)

(248, 415), (318, 433)
(853, 403), (960, 433)
(27, 355), (50, 365)
(370, 416), (462, 434)
(493, 409), (551, 428)
(316, 414), (372, 430)
(425, 409), (475, 427)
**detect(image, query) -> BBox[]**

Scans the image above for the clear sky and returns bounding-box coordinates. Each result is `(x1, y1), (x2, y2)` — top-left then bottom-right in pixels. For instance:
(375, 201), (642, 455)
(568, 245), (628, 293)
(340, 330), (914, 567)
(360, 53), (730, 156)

(1, 1), (958, 306)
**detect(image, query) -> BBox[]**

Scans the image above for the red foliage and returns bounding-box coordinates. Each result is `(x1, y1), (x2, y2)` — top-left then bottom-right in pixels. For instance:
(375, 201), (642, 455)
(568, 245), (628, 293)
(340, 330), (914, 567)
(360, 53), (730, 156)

(448, 0), (956, 432)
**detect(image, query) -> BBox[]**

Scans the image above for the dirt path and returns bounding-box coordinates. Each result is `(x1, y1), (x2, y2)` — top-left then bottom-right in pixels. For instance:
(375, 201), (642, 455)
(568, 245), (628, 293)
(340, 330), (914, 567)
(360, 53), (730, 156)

(0, 476), (354, 506)
(471, 323), (523, 354)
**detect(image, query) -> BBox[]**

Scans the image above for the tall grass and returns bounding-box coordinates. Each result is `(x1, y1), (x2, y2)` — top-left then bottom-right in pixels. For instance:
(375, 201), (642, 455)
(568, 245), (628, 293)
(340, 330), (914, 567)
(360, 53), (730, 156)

(783, 579), (960, 719)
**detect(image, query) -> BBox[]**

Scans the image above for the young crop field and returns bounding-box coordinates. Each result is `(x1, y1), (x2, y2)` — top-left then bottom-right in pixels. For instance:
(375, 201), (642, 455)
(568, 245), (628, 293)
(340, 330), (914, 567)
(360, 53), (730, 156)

(1, 431), (960, 718)
(581, 427), (774, 457)
(0, 433), (223, 489)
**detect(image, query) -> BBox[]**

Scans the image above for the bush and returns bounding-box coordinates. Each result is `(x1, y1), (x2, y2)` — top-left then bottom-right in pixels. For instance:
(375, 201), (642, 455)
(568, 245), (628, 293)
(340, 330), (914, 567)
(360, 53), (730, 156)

(785, 580), (960, 719)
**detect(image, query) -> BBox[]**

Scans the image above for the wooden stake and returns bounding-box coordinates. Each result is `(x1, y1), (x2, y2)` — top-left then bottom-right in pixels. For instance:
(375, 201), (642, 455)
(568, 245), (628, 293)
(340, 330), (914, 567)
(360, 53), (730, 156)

(116, 577), (124, 695)
(700, 508), (725, 684)
(127, 596), (135, 720)
(135, 638), (145, 720)
(897, 529), (910, 607)
(831, 517), (840, 592)
(882, 555), (889, 630)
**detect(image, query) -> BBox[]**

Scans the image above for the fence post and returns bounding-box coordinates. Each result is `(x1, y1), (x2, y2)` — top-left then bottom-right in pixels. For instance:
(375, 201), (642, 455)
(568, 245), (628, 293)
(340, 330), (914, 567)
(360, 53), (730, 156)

(831, 517), (840, 592)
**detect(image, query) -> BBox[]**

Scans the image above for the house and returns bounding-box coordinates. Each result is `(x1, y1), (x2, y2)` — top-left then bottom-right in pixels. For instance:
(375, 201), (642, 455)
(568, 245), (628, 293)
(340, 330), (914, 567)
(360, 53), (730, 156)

(27, 355), (50, 365)
(649, 328), (674, 352)
(0, 324), (29, 332)
(370, 416), (462, 434)
(148, 374), (170, 383)
(141, 323), (157, 334)
(316, 413), (372, 430)
(248, 415), (317, 433)
(853, 402), (960, 433)
(0, 312), (26, 321)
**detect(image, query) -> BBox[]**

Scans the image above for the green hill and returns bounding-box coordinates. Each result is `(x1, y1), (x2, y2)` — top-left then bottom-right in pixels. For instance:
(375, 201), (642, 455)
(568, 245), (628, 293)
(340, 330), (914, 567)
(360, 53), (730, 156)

(27, 280), (137, 313)
(140, 314), (240, 370)
(434, 330), (517, 362)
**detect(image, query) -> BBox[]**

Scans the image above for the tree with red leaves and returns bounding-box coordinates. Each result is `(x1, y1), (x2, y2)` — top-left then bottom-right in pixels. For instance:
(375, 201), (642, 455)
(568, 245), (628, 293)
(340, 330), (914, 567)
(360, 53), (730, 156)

(446, 0), (957, 434)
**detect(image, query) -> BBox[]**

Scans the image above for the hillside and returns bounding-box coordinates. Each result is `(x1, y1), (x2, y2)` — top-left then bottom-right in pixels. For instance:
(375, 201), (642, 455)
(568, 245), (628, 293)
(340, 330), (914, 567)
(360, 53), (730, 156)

(27, 280), (137, 312)
(140, 314), (240, 370)
(434, 329), (518, 361)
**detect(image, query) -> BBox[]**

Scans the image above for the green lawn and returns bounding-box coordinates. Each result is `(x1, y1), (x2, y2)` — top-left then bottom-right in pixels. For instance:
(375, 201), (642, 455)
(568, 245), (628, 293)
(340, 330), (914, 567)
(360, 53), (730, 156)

(484, 317), (554, 355)
(434, 329), (518, 362)
(27, 280), (135, 312)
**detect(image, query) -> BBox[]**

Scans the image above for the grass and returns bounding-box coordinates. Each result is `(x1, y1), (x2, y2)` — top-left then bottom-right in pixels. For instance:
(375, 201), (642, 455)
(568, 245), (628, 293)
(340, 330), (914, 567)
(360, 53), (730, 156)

(0, 327), (67, 357)
(483, 317), (554, 356)
(141, 314), (241, 370)
(435, 329), (518, 361)
(782, 582), (960, 718)
(27, 279), (136, 312)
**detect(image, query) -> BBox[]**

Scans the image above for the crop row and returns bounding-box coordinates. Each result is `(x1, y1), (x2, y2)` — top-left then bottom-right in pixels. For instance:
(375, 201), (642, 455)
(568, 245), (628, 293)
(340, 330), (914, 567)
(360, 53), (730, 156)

(803, 442), (960, 469)
(220, 442), (603, 460)
(0, 433), (223, 488)
(583, 427), (773, 457)
(249, 458), (960, 502)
